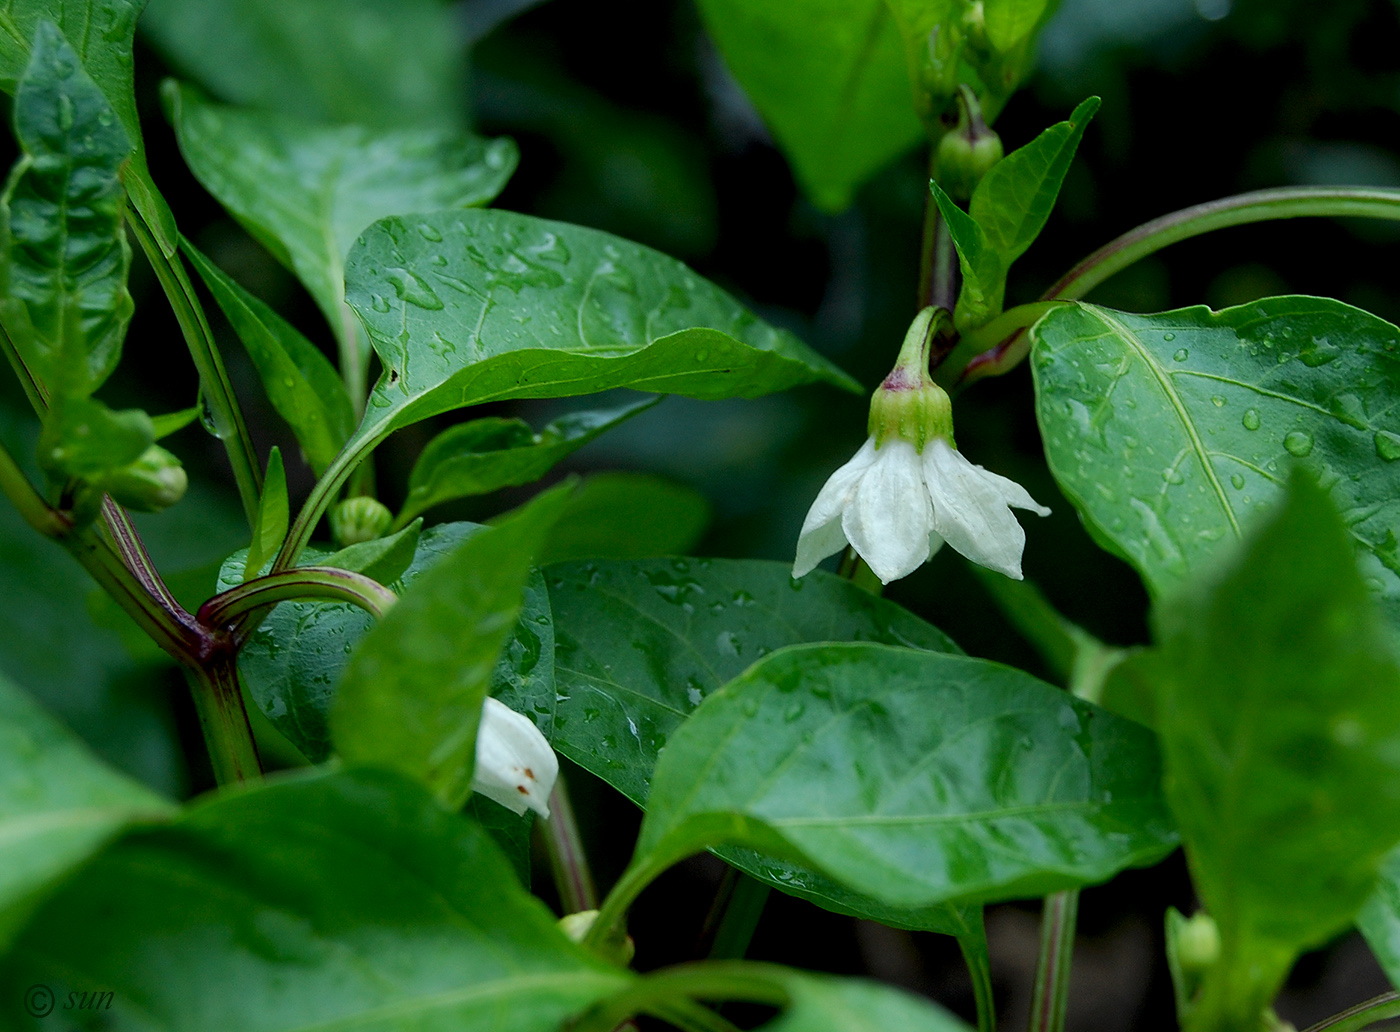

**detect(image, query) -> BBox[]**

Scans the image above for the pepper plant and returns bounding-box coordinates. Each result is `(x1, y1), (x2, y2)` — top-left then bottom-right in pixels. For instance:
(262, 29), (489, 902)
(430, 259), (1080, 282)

(4, 3), (1400, 1032)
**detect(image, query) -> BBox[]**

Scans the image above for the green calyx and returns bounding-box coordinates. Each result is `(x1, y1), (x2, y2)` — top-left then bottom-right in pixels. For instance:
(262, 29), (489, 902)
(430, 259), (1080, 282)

(867, 307), (956, 453)
(935, 86), (1003, 202)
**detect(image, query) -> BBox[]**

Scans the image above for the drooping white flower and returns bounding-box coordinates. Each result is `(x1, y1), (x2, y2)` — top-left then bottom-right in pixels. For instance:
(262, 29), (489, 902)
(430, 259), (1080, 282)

(471, 697), (559, 819)
(793, 307), (1050, 585)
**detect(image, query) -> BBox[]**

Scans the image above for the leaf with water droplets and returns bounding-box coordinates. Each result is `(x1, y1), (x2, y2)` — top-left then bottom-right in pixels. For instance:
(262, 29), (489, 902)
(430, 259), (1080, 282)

(626, 643), (1176, 913)
(1031, 297), (1400, 629)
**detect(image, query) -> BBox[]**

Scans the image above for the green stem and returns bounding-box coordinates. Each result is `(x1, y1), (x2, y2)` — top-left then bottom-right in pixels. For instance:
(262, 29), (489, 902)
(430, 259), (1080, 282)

(706, 874), (770, 961)
(957, 185), (1400, 385)
(936, 301), (1066, 388)
(649, 999), (744, 1032)
(1300, 992), (1400, 1032)
(1027, 889), (1079, 1032)
(335, 301), (368, 421)
(0, 322), (47, 413)
(128, 213), (262, 527)
(543, 772), (599, 914)
(199, 566), (397, 629)
(585, 852), (675, 953)
(959, 933), (997, 1032)
(568, 961), (791, 1032)
(184, 654), (263, 785)
(273, 429), (379, 575)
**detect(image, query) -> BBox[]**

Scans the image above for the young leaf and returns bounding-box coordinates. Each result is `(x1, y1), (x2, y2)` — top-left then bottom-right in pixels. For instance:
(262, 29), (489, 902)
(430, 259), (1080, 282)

(1144, 474), (1400, 1031)
(150, 405), (200, 439)
(930, 181), (1005, 331)
(694, 0), (924, 212)
(321, 519), (423, 587)
(969, 96), (1099, 264)
(218, 524), (557, 763)
(0, 672), (171, 949)
(243, 447), (287, 581)
(0, 21), (133, 400)
(1031, 297), (1400, 629)
(166, 84), (517, 342)
(2, 769), (628, 1029)
(332, 486), (572, 807)
(398, 397), (660, 527)
(538, 472), (713, 564)
(37, 396), (153, 479)
(1358, 849), (1400, 991)
(184, 241), (354, 475)
(342, 209), (860, 453)
(630, 642), (1176, 910)
(143, 0), (469, 129)
(982, 0), (1059, 55)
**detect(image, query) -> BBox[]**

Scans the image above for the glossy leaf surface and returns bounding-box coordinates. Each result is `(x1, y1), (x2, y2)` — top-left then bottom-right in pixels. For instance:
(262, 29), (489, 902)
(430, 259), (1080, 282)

(3, 769), (628, 1030)
(168, 85), (517, 337)
(185, 240), (353, 474)
(142, 0), (468, 128)
(1032, 297), (1400, 626)
(694, 0), (923, 211)
(635, 643), (1176, 909)
(398, 397), (658, 526)
(1144, 475), (1400, 1028)
(332, 488), (570, 807)
(342, 209), (859, 453)
(538, 472), (713, 564)
(1, 21), (132, 399)
(0, 672), (170, 948)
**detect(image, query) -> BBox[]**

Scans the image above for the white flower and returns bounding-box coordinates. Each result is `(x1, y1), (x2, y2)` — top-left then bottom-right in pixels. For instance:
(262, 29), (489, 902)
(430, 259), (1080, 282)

(471, 697), (559, 819)
(793, 435), (1050, 584)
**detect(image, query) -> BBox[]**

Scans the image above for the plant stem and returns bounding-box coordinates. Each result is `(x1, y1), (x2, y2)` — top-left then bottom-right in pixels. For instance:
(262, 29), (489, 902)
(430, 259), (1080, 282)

(585, 853), (675, 953)
(184, 654), (264, 785)
(200, 566), (397, 629)
(1027, 889), (1079, 1032)
(953, 186), (1400, 386)
(543, 772), (599, 914)
(129, 215), (262, 527)
(1300, 992), (1400, 1032)
(568, 961), (791, 1032)
(705, 873), (771, 960)
(648, 999), (744, 1032)
(958, 930), (997, 1032)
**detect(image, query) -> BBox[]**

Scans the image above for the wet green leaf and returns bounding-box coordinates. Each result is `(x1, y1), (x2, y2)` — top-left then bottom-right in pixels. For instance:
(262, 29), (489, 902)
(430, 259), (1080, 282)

(1, 21), (133, 399)
(633, 642), (1176, 909)
(37, 396), (152, 479)
(1031, 297), (1400, 628)
(184, 240), (354, 475)
(321, 519), (422, 587)
(398, 397), (658, 527)
(538, 472), (713, 564)
(695, 0), (923, 212)
(242, 446), (286, 581)
(1142, 474), (1400, 1030)
(2, 769), (628, 1030)
(0, 671), (171, 948)
(332, 487), (571, 807)
(930, 182), (1004, 331)
(142, 0), (469, 128)
(167, 84), (517, 345)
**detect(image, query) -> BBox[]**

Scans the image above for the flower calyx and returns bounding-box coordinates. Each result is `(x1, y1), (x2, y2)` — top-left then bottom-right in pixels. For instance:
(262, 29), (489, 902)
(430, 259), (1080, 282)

(868, 306), (955, 454)
(935, 86), (1003, 202)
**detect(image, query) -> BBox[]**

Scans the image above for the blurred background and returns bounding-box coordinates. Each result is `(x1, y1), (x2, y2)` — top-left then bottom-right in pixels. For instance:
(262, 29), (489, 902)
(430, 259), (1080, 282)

(3, 0), (1400, 1028)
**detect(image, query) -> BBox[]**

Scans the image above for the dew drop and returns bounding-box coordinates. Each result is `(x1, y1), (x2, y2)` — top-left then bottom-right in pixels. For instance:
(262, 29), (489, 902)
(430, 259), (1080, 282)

(1162, 467), (1185, 485)
(416, 222), (443, 242)
(1211, 395), (1226, 407)
(385, 268), (444, 310)
(1242, 409), (1261, 431)
(369, 294), (391, 313)
(1163, 332), (1176, 342)
(1173, 348), (1189, 362)
(1376, 431), (1400, 461)
(1230, 473), (1246, 489)
(1283, 431), (1314, 457)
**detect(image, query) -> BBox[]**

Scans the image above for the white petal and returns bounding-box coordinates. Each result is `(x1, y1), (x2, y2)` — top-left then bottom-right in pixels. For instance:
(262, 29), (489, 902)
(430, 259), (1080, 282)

(471, 697), (559, 818)
(842, 439), (934, 583)
(793, 438), (878, 577)
(923, 440), (1049, 580)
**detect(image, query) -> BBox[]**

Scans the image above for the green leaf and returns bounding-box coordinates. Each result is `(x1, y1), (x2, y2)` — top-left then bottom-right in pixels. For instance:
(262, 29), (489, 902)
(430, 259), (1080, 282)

(969, 96), (1099, 263)
(760, 969), (973, 1032)
(3, 768), (628, 1029)
(184, 239), (354, 475)
(150, 404), (200, 439)
(342, 209), (859, 460)
(539, 472), (714, 564)
(321, 519), (422, 587)
(1031, 297), (1400, 627)
(332, 487), (571, 806)
(1141, 473), (1400, 1029)
(242, 446), (287, 581)
(142, 0), (469, 129)
(1, 20), (133, 400)
(0, 671), (171, 948)
(632, 642), (1176, 910)
(0, 1), (175, 254)
(166, 84), (517, 345)
(930, 181), (1005, 332)
(398, 397), (660, 527)
(218, 523), (558, 765)
(37, 396), (153, 479)
(694, 0), (923, 212)
(983, 0), (1056, 53)
(1359, 848), (1400, 991)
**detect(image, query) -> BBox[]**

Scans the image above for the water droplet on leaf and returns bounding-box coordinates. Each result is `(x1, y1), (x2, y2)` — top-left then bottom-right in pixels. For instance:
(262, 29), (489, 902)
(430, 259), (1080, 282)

(1242, 409), (1261, 431)
(1283, 431), (1314, 457)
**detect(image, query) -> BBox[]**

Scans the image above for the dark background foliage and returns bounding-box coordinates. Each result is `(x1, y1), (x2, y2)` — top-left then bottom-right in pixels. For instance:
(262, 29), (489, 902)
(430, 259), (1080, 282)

(3, 0), (1399, 1028)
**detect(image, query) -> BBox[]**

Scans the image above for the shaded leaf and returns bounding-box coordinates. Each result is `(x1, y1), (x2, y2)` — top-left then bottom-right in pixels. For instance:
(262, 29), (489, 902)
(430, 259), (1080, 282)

(760, 969), (973, 1032)
(321, 519), (422, 587)
(930, 182), (1004, 331)
(37, 396), (152, 479)
(242, 446), (286, 581)
(538, 472), (713, 564)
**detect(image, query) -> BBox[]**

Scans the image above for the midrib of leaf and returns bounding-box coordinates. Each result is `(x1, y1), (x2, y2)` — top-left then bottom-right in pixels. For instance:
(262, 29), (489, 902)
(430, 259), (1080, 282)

(772, 801), (1101, 828)
(829, 0), (889, 150)
(0, 806), (159, 849)
(1093, 307), (1243, 540)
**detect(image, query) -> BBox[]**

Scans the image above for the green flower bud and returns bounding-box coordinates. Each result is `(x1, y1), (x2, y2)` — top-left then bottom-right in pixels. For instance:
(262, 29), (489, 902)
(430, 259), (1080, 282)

(935, 87), (1002, 202)
(1175, 912), (1221, 972)
(330, 496), (393, 547)
(98, 444), (188, 513)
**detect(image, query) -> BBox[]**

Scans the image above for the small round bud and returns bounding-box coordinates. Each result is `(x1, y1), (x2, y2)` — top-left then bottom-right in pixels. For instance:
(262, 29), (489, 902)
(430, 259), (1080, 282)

(935, 87), (1002, 202)
(1175, 912), (1221, 972)
(99, 444), (188, 513)
(330, 496), (392, 547)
